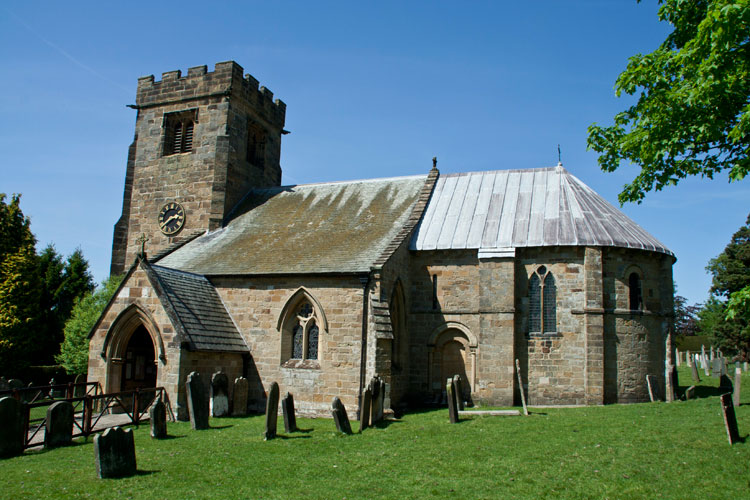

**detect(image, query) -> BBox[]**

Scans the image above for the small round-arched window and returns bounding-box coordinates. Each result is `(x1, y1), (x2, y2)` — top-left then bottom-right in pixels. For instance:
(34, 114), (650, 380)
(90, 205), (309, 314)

(629, 272), (643, 311)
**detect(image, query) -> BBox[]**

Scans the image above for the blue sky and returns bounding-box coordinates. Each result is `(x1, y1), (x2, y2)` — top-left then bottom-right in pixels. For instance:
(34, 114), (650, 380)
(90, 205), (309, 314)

(1, 1), (748, 306)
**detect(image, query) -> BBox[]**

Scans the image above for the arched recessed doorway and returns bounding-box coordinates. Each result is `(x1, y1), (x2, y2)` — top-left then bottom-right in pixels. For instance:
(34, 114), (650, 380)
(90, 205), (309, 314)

(120, 325), (157, 392)
(428, 324), (477, 402)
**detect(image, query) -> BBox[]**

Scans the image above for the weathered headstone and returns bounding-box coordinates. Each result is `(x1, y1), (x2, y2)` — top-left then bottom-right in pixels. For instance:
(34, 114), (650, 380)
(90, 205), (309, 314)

(359, 387), (371, 432)
(210, 371), (229, 418)
(686, 350), (692, 367)
(515, 359), (528, 416)
(264, 382), (280, 440)
(665, 364), (675, 402)
(0, 396), (24, 457)
(711, 358), (723, 378)
(74, 374), (86, 398)
(675, 349), (681, 367)
(94, 427), (136, 478)
(720, 393), (740, 445)
(368, 377), (380, 424)
(446, 378), (459, 424)
(232, 377), (248, 417)
(376, 378), (386, 422)
(331, 397), (353, 434)
(149, 397), (167, 439)
(185, 371), (209, 430)
(282, 392), (297, 433)
(45, 401), (74, 448)
(684, 385), (695, 400)
(453, 374), (464, 411)
(733, 366), (742, 408)
(690, 359), (701, 383)
(646, 375), (660, 402)
(710, 346), (715, 361)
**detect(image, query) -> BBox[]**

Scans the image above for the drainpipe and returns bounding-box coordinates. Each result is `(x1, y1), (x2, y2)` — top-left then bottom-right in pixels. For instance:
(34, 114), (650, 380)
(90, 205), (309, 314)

(357, 273), (371, 416)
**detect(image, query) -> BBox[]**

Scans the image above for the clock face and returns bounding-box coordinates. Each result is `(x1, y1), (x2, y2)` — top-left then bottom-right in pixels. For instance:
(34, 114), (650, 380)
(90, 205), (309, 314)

(158, 202), (185, 235)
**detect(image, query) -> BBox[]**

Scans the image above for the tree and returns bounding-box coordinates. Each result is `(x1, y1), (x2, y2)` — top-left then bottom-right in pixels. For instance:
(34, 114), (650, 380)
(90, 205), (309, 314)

(587, 0), (750, 204)
(674, 293), (701, 337)
(56, 275), (122, 375)
(700, 214), (750, 359)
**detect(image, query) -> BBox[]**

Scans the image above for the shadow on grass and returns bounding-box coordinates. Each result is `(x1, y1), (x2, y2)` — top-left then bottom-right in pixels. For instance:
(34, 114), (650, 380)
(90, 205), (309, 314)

(293, 427), (314, 433)
(277, 434), (312, 440)
(207, 424), (234, 430)
(135, 470), (159, 477)
(158, 434), (186, 441)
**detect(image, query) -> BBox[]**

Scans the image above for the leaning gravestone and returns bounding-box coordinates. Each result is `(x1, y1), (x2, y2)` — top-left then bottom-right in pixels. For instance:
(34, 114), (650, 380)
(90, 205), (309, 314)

(690, 358), (701, 383)
(453, 374), (465, 410)
(45, 401), (74, 448)
(646, 375), (660, 402)
(331, 397), (353, 435)
(359, 387), (371, 432)
(719, 373), (733, 392)
(685, 385), (695, 400)
(94, 427), (136, 478)
(264, 382), (280, 440)
(446, 378), (459, 424)
(282, 392), (297, 433)
(232, 377), (248, 417)
(0, 396), (25, 457)
(733, 366), (742, 408)
(720, 393), (740, 445)
(149, 397), (167, 439)
(186, 372), (209, 430)
(210, 371), (229, 418)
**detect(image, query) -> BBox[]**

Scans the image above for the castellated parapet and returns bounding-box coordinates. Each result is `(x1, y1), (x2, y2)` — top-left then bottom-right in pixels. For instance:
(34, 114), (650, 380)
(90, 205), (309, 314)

(135, 61), (286, 130)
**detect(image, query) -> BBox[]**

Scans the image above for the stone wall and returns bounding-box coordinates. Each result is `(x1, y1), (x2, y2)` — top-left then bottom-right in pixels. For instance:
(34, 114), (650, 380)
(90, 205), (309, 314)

(211, 275), (366, 416)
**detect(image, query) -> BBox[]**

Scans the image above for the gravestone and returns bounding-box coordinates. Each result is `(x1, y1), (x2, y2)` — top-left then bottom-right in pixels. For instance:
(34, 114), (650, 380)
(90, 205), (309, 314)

(232, 377), (248, 417)
(690, 359), (701, 383)
(453, 374), (464, 410)
(710, 346), (715, 361)
(745, 361), (748, 372)
(149, 397), (167, 439)
(675, 349), (681, 367)
(74, 374), (86, 397)
(282, 392), (297, 433)
(264, 382), (280, 440)
(665, 364), (675, 402)
(331, 397), (353, 434)
(185, 371), (209, 430)
(8, 378), (23, 394)
(720, 393), (740, 445)
(369, 377), (384, 424)
(210, 371), (229, 418)
(377, 378), (386, 421)
(711, 358), (723, 378)
(686, 350), (692, 367)
(685, 385), (695, 400)
(94, 427), (137, 478)
(359, 387), (371, 432)
(45, 401), (74, 448)
(446, 378), (459, 424)
(0, 396), (24, 457)
(733, 367), (742, 408)
(646, 375), (660, 402)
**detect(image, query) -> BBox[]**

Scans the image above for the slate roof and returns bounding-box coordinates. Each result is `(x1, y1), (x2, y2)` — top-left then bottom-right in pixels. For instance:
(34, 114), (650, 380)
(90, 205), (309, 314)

(411, 166), (673, 257)
(150, 265), (247, 352)
(157, 175), (427, 275)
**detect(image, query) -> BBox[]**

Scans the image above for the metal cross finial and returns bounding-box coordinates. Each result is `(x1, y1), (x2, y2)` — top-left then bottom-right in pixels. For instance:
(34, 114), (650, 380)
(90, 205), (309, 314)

(557, 144), (562, 166)
(432, 156), (437, 169)
(136, 233), (149, 258)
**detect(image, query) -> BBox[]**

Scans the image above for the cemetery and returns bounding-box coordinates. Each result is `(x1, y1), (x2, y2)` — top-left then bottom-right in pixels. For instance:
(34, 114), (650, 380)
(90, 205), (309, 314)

(1, 364), (748, 498)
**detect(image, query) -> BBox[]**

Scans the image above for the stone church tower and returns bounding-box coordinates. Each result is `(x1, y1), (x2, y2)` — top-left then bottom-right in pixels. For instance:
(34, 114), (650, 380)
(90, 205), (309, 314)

(111, 61), (286, 275)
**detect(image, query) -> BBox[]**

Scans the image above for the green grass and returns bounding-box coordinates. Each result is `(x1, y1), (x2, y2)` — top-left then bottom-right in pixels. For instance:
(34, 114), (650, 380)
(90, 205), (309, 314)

(3, 366), (749, 499)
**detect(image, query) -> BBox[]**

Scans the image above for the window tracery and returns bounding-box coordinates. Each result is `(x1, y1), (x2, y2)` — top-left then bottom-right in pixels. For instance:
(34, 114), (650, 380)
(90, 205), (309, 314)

(529, 266), (557, 334)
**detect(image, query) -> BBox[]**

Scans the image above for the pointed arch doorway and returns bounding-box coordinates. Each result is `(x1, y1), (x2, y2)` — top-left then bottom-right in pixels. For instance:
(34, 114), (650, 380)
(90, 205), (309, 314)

(120, 325), (157, 392)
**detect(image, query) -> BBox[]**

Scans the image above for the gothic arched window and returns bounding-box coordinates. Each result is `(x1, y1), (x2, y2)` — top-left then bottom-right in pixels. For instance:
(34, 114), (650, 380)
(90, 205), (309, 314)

(289, 301), (319, 361)
(529, 266), (557, 334)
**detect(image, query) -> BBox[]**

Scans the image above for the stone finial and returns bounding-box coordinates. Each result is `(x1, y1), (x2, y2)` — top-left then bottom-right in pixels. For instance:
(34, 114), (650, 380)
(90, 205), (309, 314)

(432, 156), (437, 170)
(136, 233), (149, 259)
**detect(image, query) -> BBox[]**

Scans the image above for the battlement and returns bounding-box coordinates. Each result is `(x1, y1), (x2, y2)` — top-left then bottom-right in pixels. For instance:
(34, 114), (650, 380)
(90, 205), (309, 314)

(135, 61), (285, 127)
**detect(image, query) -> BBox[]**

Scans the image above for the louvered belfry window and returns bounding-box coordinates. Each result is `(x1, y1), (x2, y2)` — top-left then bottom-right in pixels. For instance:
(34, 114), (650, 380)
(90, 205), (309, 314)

(163, 110), (196, 156)
(529, 266), (557, 334)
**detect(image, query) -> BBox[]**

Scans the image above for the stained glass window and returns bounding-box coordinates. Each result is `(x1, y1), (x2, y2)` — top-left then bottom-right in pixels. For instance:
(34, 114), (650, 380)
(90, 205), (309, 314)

(543, 273), (556, 333)
(292, 324), (303, 359)
(306, 321), (319, 360)
(529, 274), (541, 332)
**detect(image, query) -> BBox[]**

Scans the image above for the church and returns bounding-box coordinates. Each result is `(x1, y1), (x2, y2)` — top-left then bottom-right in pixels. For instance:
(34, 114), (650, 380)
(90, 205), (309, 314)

(87, 61), (675, 420)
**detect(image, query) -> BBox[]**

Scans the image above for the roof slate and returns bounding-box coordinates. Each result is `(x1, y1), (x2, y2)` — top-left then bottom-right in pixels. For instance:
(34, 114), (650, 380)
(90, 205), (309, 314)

(411, 166), (673, 257)
(157, 176), (427, 275)
(150, 265), (247, 353)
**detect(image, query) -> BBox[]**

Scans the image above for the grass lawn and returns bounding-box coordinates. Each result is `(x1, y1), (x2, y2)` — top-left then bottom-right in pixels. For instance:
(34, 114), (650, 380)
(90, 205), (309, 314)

(3, 366), (749, 499)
